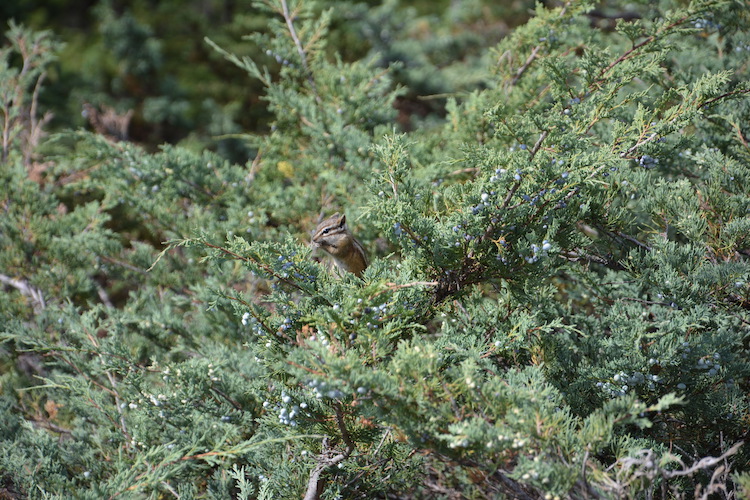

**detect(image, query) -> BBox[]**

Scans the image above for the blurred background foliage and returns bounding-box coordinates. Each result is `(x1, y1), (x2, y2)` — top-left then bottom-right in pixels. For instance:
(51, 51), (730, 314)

(0, 0), (537, 162)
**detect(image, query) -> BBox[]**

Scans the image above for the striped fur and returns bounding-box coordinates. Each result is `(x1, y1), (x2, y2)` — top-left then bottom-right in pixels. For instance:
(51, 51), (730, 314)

(311, 213), (368, 277)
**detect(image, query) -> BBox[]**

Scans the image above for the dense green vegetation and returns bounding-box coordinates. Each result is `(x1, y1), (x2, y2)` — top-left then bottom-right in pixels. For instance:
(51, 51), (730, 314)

(1, 0), (749, 498)
(0, 0), (529, 160)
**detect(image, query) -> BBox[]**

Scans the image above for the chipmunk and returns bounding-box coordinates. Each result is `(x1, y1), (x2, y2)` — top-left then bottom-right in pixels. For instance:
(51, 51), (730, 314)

(311, 212), (368, 277)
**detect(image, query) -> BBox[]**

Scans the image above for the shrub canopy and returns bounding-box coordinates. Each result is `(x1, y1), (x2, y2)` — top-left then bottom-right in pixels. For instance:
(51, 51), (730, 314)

(1, 0), (749, 498)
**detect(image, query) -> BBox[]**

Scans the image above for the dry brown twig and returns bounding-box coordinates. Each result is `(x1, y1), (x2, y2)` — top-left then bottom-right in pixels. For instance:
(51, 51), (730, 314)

(303, 401), (356, 500)
(0, 273), (46, 311)
(606, 441), (743, 498)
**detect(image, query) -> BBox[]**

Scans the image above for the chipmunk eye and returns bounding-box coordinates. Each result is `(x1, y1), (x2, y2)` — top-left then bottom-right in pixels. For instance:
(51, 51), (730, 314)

(322, 228), (330, 235)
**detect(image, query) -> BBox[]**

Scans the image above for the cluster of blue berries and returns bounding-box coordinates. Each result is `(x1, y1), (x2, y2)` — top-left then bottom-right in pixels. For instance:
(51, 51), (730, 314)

(276, 252), (296, 276)
(278, 316), (294, 334)
(538, 29), (557, 43)
(264, 49), (292, 67)
(488, 166), (524, 182)
(489, 167), (507, 182)
(692, 18), (721, 31)
(495, 164), (571, 208)
(597, 369), (661, 397)
(526, 240), (552, 264)
(451, 221), (480, 247)
(125, 151), (144, 179)
(275, 252), (315, 283)
(363, 302), (389, 330)
(596, 342), (727, 398)
(306, 378), (368, 400)
(263, 391), (307, 427)
(307, 379), (344, 400)
(696, 352), (722, 378)
(241, 311), (266, 337)
(637, 155), (659, 168)
(246, 210), (258, 232)
(276, 303), (301, 336)
(654, 292), (680, 309)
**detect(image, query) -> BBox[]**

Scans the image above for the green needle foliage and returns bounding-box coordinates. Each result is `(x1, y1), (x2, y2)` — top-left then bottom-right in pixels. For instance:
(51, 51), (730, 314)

(2, 0), (750, 498)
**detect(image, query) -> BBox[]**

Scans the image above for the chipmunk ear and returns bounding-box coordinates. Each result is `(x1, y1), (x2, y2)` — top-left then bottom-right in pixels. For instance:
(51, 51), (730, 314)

(339, 214), (347, 227)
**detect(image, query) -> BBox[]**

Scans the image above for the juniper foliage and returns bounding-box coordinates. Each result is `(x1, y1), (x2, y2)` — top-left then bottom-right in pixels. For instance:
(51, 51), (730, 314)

(1, 0), (750, 498)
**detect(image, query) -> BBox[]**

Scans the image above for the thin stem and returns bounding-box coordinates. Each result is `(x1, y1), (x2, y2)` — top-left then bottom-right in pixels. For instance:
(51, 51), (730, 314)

(333, 400), (356, 452)
(508, 2), (571, 87)
(26, 71), (46, 165)
(200, 239), (311, 295)
(598, 35), (655, 80)
(467, 130), (548, 260)
(303, 402), (356, 500)
(595, 10), (699, 86)
(279, 0), (321, 102)
(698, 89), (750, 110)
(510, 45), (540, 86)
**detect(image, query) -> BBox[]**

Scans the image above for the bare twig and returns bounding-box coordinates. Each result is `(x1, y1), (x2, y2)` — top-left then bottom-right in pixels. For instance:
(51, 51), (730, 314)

(608, 441), (743, 498)
(614, 231), (652, 251)
(373, 428), (391, 456)
(99, 254), (149, 275)
(95, 282), (115, 309)
(210, 387), (243, 411)
(1, 28), (56, 165)
(662, 441), (743, 479)
(303, 439), (353, 500)
(529, 129), (548, 157)
(303, 402), (356, 500)
(493, 470), (538, 500)
(247, 148), (263, 182)
(29, 418), (72, 435)
(333, 401), (355, 452)
(160, 481), (180, 499)
(510, 45), (541, 86)
(279, 0), (321, 102)
(697, 89), (750, 110)
(448, 167), (480, 177)
(82, 102), (133, 142)
(369, 281), (438, 299)
(621, 131), (659, 158)
(105, 370), (129, 440)
(0, 273), (46, 311)
(729, 121), (749, 150)
(596, 9), (702, 86)
(504, 130), (548, 211)
(25, 70), (52, 166)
